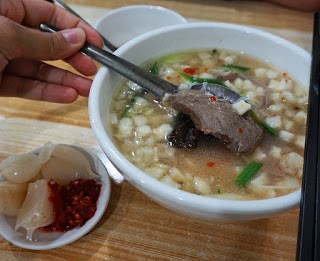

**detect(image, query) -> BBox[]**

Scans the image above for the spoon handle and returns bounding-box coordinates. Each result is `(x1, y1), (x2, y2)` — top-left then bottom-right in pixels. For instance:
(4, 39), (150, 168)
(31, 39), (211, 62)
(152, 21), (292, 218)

(52, 0), (118, 52)
(40, 23), (177, 98)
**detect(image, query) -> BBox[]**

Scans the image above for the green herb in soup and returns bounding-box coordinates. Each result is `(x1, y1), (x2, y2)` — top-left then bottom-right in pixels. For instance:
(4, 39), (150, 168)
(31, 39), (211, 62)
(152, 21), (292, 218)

(109, 49), (307, 200)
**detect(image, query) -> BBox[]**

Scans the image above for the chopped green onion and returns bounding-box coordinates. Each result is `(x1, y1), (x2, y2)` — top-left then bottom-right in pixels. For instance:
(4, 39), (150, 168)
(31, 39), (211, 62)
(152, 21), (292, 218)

(149, 62), (159, 75)
(260, 122), (278, 137)
(235, 161), (263, 188)
(180, 72), (228, 87)
(212, 49), (218, 54)
(121, 98), (135, 118)
(217, 64), (250, 73)
(250, 111), (278, 137)
(217, 188), (221, 194)
(157, 53), (193, 65)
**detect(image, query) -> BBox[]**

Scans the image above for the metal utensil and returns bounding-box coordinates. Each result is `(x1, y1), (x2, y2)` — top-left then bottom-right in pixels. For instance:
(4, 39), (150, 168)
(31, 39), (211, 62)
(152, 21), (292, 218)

(40, 23), (240, 102)
(49, 0), (117, 52)
(40, 23), (177, 97)
(191, 83), (240, 104)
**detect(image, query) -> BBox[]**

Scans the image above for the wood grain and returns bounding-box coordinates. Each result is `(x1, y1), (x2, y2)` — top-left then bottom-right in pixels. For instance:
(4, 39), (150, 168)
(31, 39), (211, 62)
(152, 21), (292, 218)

(0, 0), (312, 260)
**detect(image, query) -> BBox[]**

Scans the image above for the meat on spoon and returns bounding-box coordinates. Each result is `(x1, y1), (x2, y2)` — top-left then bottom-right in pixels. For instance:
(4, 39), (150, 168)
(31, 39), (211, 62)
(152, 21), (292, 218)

(164, 89), (264, 153)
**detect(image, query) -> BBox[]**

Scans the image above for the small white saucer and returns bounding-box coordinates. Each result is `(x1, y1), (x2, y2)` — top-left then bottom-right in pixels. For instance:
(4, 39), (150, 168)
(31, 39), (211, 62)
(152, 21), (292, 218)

(0, 145), (111, 250)
(95, 5), (187, 49)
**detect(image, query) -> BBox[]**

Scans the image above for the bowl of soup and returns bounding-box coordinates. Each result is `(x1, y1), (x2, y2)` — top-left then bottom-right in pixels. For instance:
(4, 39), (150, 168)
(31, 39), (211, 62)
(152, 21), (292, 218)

(89, 22), (310, 221)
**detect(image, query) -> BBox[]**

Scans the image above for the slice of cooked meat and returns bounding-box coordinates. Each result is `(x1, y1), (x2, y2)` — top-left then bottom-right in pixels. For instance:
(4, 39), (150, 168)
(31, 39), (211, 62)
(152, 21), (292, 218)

(215, 71), (240, 82)
(164, 89), (264, 153)
(167, 113), (217, 149)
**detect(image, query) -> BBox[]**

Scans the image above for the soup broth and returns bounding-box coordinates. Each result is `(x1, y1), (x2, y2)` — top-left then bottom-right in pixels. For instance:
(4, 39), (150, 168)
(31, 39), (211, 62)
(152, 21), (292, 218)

(109, 49), (307, 200)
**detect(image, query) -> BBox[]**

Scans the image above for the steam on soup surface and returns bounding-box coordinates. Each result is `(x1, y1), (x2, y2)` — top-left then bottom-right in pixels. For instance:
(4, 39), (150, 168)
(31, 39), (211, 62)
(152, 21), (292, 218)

(109, 49), (307, 200)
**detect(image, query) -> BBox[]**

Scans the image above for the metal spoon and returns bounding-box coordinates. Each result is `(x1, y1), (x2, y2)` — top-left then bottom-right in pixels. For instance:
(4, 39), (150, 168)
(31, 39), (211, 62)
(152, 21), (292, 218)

(40, 23), (240, 102)
(48, 0), (117, 52)
(191, 83), (240, 104)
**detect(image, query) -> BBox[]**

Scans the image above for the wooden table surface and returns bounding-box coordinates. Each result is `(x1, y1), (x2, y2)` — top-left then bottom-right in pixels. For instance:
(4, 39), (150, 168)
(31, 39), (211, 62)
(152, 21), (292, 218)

(0, 1), (315, 260)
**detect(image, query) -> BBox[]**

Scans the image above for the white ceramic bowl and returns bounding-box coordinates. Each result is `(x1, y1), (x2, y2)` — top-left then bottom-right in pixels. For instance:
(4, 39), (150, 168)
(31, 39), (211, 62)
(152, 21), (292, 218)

(89, 22), (310, 221)
(0, 145), (111, 250)
(94, 5), (187, 48)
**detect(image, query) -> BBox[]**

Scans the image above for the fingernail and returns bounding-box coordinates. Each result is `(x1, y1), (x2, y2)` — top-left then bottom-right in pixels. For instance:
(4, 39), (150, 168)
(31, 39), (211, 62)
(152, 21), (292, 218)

(62, 28), (85, 45)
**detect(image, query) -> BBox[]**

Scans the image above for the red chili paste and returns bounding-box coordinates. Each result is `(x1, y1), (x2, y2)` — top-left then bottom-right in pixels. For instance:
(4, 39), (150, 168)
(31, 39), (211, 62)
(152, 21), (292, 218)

(40, 179), (101, 232)
(183, 67), (197, 75)
(207, 161), (216, 167)
(209, 95), (217, 101)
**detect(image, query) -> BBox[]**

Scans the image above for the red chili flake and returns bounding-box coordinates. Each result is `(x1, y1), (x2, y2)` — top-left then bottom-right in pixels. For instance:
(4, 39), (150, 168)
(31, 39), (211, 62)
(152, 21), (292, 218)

(237, 128), (243, 134)
(282, 72), (288, 77)
(40, 179), (102, 233)
(210, 95), (217, 101)
(207, 162), (216, 167)
(183, 67), (197, 75)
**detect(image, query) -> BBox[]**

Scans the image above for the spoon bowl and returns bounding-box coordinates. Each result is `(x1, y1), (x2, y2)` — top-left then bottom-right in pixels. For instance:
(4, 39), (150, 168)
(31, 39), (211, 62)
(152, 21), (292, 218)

(191, 83), (241, 103)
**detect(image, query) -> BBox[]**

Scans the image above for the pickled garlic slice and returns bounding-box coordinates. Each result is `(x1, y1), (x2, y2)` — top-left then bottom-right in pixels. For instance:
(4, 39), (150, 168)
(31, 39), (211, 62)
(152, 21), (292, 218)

(0, 154), (42, 183)
(41, 144), (98, 185)
(15, 179), (54, 241)
(0, 181), (28, 216)
(0, 142), (53, 183)
(38, 141), (55, 163)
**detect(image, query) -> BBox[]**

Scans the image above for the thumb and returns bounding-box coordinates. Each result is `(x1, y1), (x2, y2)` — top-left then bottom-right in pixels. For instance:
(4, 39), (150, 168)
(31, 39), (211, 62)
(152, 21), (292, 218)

(0, 17), (86, 61)
(23, 27), (86, 61)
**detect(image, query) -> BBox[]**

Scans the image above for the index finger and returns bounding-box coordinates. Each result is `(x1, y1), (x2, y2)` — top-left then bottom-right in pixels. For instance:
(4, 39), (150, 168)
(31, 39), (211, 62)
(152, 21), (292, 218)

(21, 0), (103, 47)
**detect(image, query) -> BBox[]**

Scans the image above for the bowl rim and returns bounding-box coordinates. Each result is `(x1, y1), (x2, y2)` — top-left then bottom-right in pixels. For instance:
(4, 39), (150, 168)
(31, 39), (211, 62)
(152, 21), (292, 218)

(94, 4), (187, 23)
(94, 4), (187, 49)
(89, 21), (309, 216)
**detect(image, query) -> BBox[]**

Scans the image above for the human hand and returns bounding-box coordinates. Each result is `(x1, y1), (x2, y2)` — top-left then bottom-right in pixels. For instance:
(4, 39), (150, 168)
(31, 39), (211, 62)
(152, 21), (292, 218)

(0, 0), (103, 103)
